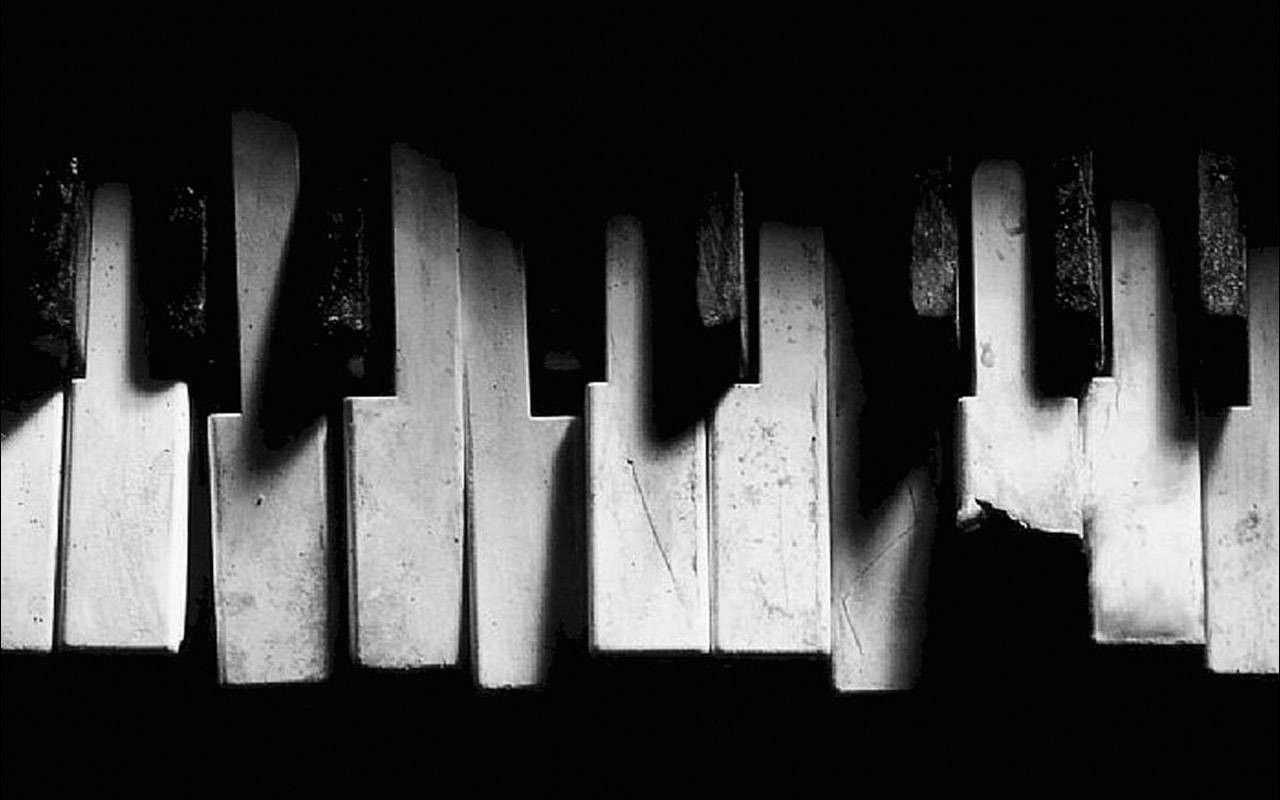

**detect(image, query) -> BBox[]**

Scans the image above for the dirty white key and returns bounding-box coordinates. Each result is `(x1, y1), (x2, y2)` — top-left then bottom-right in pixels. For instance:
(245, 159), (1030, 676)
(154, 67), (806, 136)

(827, 253), (936, 691)
(344, 147), (463, 669)
(1080, 202), (1202, 643)
(1, 393), (63, 651)
(587, 216), (710, 652)
(209, 111), (331, 684)
(710, 223), (829, 653)
(462, 220), (581, 688)
(956, 161), (1081, 534)
(1203, 247), (1279, 673)
(60, 185), (190, 650)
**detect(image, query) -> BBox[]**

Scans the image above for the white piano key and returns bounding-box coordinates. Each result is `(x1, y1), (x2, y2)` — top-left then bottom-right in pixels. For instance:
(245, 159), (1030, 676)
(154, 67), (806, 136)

(462, 220), (581, 688)
(827, 254), (935, 691)
(1080, 202), (1203, 643)
(587, 216), (710, 652)
(1204, 247), (1279, 674)
(710, 223), (830, 653)
(344, 147), (464, 669)
(1, 393), (63, 651)
(60, 185), (191, 651)
(956, 161), (1081, 535)
(210, 111), (331, 684)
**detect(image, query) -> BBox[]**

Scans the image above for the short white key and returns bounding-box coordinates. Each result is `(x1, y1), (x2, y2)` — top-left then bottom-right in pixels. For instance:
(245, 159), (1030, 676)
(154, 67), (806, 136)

(587, 216), (710, 652)
(710, 222), (829, 653)
(1, 393), (63, 651)
(61, 185), (191, 650)
(1203, 247), (1279, 673)
(462, 219), (582, 688)
(344, 147), (464, 669)
(209, 111), (331, 684)
(957, 161), (1081, 535)
(827, 251), (936, 690)
(1081, 201), (1203, 643)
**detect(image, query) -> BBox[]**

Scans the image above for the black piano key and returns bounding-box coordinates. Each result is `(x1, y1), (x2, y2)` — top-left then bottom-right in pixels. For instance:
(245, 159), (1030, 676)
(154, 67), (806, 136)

(695, 170), (752, 381)
(1034, 149), (1106, 396)
(1197, 149), (1249, 407)
(2, 154), (92, 409)
(908, 157), (966, 399)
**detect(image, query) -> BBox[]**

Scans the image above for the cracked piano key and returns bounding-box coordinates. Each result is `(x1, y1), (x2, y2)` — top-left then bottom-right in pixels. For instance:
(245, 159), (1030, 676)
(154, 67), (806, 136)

(1080, 201), (1203, 644)
(1203, 247), (1278, 674)
(709, 222), (830, 654)
(209, 111), (332, 684)
(1196, 150), (1249, 409)
(956, 160), (1081, 535)
(587, 216), (710, 653)
(344, 146), (464, 669)
(59, 185), (191, 651)
(463, 219), (583, 688)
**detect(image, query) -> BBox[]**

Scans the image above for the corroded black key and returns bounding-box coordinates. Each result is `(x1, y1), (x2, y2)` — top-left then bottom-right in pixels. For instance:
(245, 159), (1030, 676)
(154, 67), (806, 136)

(696, 170), (751, 381)
(1197, 149), (1249, 407)
(908, 157), (964, 397)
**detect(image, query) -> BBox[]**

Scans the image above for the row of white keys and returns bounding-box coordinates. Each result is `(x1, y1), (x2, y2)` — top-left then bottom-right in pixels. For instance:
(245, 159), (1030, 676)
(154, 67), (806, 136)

(210, 111), (331, 683)
(1, 186), (191, 653)
(462, 219), (582, 687)
(344, 147), (464, 669)
(710, 223), (830, 653)
(1203, 248), (1278, 673)
(1080, 202), (1203, 643)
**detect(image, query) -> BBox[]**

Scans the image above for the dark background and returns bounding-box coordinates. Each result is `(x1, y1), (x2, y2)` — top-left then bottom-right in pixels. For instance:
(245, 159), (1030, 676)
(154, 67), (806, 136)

(3, 2), (1277, 792)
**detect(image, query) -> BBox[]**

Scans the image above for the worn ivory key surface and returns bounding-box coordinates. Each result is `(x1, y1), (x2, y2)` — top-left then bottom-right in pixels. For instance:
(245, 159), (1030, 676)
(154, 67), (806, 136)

(209, 112), (331, 683)
(1080, 202), (1202, 643)
(60, 185), (191, 650)
(587, 216), (710, 652)
(1, 394), (63, 650)
(463, 220), (582, 687)
(1203, 247), (1279, 673)
(957, 161), (1081, 534)
(710, 223), (829, 653)
(344, 147), (463, 668)
(828, 254), (936, 690)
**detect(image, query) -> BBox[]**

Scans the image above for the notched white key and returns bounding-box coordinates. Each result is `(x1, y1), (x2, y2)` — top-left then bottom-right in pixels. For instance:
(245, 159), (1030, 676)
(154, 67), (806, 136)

(1203, 247), (1279, 673)
(344, 147), (463, 669)
(60, 185), (191, 651)
(710, 223), (829, 653)
(463, 220), (581, 688)
(211, 111), (331, 684)
(957, 161), (1081, 535)
(1, 392), (64, 651)
(1081, 202), (1202, 643)
(587, 216), (710, 653)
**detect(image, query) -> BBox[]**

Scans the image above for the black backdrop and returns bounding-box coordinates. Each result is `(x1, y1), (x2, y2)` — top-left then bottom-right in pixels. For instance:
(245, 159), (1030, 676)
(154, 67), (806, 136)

(3, 3), (1277, 793)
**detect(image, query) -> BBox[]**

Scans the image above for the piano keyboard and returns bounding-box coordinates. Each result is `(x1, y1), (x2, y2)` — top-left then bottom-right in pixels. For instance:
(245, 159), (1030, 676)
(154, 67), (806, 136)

(2, 107), (1277, 691)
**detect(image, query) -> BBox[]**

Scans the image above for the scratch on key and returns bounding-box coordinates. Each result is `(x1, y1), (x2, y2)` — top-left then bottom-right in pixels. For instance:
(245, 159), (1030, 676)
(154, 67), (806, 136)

(856, 484), (918, 580)
(840, 592), (864, 655)
(628, 458), (682, 601)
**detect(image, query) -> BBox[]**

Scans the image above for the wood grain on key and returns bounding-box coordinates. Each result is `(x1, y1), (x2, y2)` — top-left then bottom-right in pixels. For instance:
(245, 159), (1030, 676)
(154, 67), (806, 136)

(587, 216), (710, 652)
(956, 161), (1081, 535)
(1203, 247), (1279, 673)
(344, 147), (464, 668)
(61, 185), (191, 650)
(209, 111), (331, 684)
(1, 394), (63, 650)
(1080, 202), (1203, 643)
(710, 223), (829, 653)
(463, 220), (582, 688)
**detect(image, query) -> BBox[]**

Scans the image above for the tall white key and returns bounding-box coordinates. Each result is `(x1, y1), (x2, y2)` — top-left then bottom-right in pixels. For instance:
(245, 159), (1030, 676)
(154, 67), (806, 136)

(1204, 247), (1279, 673)
(827, 251), (936, 690)
(1, 394), (63, 651)
(60, 185), (191, 650)
(209, 111), (331, 684)
(710, 223), (829, 653)
(344, 147), (464, 669)
(1080, 202), (1203, 643)
(463, 220), (582, 688)
(587, 216), (710, 652)
(957, 161), (1081, 535)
